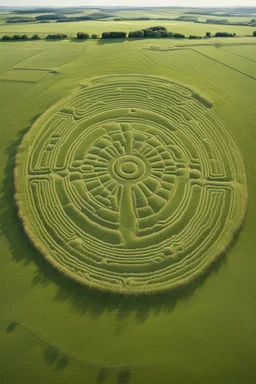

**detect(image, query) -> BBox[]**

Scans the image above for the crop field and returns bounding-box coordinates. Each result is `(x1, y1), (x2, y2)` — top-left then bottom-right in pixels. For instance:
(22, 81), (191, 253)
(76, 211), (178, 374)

(1, 11), (256, 384)
(0, 20), (255, 38)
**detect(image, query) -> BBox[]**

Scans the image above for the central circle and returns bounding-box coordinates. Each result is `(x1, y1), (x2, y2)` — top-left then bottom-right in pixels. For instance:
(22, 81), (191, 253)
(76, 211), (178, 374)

(121, 161), (137, 174)
(112, 155), (147, 182)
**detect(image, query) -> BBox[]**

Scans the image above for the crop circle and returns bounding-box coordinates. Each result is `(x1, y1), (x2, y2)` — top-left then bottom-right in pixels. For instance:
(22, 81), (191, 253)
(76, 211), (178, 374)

(15, 75), (247, 295)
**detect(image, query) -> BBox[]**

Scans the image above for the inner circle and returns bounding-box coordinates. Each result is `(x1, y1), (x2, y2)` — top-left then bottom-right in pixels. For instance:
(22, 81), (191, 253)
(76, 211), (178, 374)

(112, 155), (146, 182)
(121, 161), (137, 174)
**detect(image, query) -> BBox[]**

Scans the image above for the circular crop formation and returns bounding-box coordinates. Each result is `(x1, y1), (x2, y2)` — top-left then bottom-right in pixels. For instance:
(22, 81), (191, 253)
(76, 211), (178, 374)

(15, 75), (247, 295)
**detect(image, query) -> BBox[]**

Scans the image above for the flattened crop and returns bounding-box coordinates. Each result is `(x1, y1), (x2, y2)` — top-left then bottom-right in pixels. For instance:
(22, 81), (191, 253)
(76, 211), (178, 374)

(15, 75), (247, 294)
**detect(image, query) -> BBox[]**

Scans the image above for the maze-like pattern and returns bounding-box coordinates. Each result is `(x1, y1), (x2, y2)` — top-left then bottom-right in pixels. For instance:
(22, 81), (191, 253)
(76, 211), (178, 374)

(15, 75), (247, 294)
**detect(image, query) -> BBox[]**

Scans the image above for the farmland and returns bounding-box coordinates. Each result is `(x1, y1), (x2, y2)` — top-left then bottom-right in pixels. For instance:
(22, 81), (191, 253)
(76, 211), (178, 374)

(1, 6), (256, 384)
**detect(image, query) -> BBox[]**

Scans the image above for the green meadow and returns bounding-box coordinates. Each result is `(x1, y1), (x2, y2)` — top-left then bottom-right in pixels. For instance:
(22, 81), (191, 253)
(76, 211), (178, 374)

(0, 20), (255, 38)
(1, 8), (256, 384)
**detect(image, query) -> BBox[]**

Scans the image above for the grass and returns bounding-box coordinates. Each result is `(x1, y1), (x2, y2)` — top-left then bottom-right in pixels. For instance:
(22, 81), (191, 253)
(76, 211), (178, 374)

(0, 19), (255, 38)
(1, 15), (256, 384)
(0, 68), (48, 82)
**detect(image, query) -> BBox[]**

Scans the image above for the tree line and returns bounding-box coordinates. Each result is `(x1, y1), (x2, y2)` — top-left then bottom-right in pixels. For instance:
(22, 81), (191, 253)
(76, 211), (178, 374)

(1, 34), (66, 41)
(2, 27), (256, 41)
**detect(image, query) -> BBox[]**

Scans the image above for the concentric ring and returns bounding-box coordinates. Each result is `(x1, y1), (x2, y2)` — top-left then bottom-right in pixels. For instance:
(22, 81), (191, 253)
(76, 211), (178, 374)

(15, 75), (247, 295)
(112, 155), (146, 182)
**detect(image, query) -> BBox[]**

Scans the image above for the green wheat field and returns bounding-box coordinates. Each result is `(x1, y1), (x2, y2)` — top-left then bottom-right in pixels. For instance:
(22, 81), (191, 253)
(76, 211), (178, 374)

(1, 6), (256, 384)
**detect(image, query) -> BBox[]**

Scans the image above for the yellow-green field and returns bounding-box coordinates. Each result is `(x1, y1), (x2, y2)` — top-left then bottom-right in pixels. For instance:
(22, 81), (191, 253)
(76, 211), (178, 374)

(0, 20), (255, 38)
(1, 12), (256, 384)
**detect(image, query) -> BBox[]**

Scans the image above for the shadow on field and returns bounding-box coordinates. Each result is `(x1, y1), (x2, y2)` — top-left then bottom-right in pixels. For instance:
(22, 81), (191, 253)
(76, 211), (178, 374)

(43, 345), (71, 371)
(96, 366), (132, 384)
(1, 129), (229, 329)
(5, 320), (70, 371)
(97, 38), (127, 45)
(116, 367), (132, 384)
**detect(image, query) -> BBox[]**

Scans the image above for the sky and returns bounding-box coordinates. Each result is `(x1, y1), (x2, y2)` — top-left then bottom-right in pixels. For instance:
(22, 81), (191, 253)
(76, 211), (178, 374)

(1, 0), (256, 7)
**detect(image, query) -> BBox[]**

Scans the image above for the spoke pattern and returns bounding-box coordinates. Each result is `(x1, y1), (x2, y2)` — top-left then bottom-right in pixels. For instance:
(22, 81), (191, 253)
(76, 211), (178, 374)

(15, 75), (247, 294)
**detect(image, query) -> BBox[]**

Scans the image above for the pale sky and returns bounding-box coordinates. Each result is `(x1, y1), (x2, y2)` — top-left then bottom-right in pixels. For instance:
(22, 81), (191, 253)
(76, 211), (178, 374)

(1, 1), (256, 7)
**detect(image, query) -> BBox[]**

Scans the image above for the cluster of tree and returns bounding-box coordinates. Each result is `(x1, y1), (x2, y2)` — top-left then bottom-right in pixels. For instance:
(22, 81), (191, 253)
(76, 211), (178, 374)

(189, 35), (202, 39)
(35, 14), (66, 21)
(6, 17), (36, 23)
(89, 12), (113, 18)
(128, 27), (185, 39)
(177, 16), (198, 22)
(46, 33), (68, 39)
(196, 19), (256, 27)
(253, 31), (256, 36)
(2, 34), (41, 41)
(77, 32), (99, 39)
(214, 32), (236, 37)
(77, 32), (89, 39)
(206, 19), (228, 24)
(31, 34), (41, 40)
(114, 16), (151, 21)
(56, 16), (94, 22)
(2, 34), (28, 40)
(142, 26), (169, 38)
(128, 30), (145, 38)
(172, 33), (186, 38)
(55, 13), (113, 23)
(102, 31), (127, 38)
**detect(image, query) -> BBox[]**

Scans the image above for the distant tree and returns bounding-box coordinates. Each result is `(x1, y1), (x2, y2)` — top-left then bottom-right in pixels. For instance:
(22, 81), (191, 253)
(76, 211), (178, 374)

(253, 31), (256, 36)
(168, 32), (174, 37)
(46, 33), (67, 39)
(31, 34), (41, 40)
(102, 31), (126, 38)
(206, 31), (211, 37)
(206, 18), (228, 24)
(2, 35), (11, 41)
(77, 32), (89, 39)
(36, 14), (66, 21)
(6, 17), (36, 23)
(128, 30), (144, 38)
(13, 35), (21, 40)
(91, 34), (99, 39)
(142, 28), (154, 37)
(102, 32), (110, 38)
(141, 26), (167, 38)
(189, 35), (200, 39)
(88, 12), (113, 19)
(150, 26), (167, 31)
(20, 35), (28, 40)
(215, 32), (234, 37)
(173, 33), (186, 38)
(153, 30), (168, 38)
